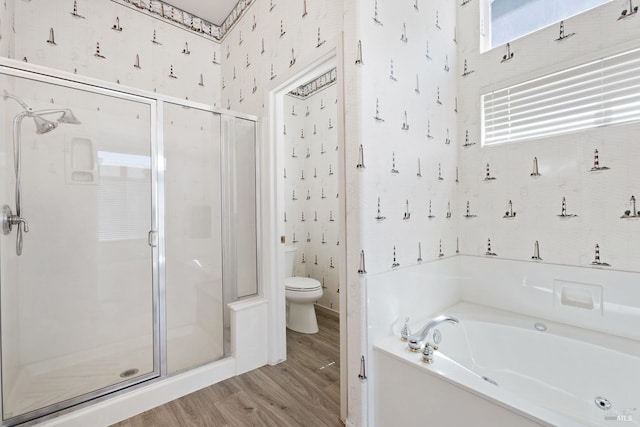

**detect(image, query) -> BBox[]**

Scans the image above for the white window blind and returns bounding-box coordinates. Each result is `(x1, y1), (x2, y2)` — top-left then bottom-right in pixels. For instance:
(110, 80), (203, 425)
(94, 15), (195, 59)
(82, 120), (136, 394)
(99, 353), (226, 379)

(98, 151), (151, 242)
(482, 47), (640, 146)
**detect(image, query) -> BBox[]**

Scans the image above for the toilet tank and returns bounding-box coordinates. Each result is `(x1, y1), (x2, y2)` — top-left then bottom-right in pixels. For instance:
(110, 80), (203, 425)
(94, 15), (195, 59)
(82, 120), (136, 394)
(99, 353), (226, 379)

(284, 245), (298, 278)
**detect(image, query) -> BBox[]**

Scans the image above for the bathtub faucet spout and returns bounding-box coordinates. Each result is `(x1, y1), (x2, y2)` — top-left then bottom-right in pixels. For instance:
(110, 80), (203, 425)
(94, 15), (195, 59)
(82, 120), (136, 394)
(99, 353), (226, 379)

(407, 315), (459, 351)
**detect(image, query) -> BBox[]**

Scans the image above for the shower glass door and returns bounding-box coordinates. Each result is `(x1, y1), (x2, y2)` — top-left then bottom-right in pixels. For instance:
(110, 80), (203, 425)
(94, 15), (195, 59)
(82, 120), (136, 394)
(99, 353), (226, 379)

(0, 73), (158, 422)
(163, 103), (224, 373)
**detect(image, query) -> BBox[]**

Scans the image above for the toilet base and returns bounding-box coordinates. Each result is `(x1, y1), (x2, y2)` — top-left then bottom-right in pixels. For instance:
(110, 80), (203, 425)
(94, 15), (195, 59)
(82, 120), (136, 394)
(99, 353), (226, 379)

(286, 301), (319, 334)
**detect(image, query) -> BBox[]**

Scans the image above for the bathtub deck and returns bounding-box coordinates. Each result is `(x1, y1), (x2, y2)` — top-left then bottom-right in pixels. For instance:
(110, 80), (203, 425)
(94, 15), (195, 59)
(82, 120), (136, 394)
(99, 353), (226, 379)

(112, 307), (341, 427)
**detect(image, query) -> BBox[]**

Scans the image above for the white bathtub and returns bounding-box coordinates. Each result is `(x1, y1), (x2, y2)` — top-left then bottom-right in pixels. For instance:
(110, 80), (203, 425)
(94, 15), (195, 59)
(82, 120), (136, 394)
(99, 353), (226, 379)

(373, 302), (640, 427)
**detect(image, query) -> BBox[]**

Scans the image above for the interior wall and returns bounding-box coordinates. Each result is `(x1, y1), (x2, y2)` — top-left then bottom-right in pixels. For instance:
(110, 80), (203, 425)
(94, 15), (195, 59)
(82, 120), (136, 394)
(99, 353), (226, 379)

(352, 0), (459, 274)
(220, 0), (343, 116)
(0, 0), (14, 57)
(8, 0), (220, 105)
(283, 84), (340, 311)
(340, 0), (459, 424)
(457, 1), (640, 271)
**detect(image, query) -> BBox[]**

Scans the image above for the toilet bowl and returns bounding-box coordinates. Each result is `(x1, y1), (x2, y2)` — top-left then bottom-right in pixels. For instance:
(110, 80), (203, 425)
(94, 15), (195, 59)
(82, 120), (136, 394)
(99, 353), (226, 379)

(284, 246), (323, 334)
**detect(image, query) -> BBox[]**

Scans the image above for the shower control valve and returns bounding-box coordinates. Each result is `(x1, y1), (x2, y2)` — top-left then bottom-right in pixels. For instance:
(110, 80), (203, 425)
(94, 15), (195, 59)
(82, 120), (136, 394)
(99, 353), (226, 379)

(2, 205), (29, 235)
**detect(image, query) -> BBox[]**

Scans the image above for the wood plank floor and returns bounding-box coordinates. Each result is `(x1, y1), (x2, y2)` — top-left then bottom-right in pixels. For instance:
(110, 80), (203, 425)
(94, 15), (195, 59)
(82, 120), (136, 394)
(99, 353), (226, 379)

(113, 308), (342, 427)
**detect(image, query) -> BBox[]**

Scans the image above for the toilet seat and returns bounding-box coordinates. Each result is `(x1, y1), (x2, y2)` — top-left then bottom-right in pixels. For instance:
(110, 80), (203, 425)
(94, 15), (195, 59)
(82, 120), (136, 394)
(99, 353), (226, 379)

(285, 277), (322, 292)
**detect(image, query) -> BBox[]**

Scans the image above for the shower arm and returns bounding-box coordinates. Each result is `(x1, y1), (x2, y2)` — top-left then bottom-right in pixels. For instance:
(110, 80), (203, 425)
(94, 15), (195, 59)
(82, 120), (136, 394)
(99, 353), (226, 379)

(32, 108), (74, 117)
(3, 91), (31, 111)
(4, 91), (74, 117)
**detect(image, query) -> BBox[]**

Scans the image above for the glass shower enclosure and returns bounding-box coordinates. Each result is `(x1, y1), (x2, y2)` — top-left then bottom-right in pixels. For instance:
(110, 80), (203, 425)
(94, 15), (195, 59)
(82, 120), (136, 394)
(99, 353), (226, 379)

(0, 64), (258, 425)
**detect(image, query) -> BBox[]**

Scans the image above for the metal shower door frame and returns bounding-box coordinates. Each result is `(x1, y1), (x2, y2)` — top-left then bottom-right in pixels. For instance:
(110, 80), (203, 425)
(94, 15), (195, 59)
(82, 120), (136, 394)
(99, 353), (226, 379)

(0, 58), (260, 427)
(0, 64), (161, 427)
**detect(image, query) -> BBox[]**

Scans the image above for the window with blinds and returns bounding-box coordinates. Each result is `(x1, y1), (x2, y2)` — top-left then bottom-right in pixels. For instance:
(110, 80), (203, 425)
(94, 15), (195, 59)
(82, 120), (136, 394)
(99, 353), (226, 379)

(98, 151), (151, 242)
(482, 47), (640, 146)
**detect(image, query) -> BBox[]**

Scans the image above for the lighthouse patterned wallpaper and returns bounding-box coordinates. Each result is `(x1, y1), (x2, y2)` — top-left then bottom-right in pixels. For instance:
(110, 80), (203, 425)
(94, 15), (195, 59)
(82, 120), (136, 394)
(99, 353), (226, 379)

(349, 0), (459, 275)
(4, 1), (640, 426)
(4, 2), (640, 285)
(456, 0), (640, 272)
(4, 0), (221, 105)
(283, 81), (340, 311)
(220, 0), (342, 116)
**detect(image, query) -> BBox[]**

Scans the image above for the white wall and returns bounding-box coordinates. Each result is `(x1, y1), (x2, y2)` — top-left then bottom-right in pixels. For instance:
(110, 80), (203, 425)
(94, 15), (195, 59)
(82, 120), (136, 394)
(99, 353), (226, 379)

(0, 0), (13, 57)
(458, 256), (640, 341)
(341, 1), (459, 424)
(351, 1), (458, 274)
(283, 84), (340, 311)
(221, 0), (343, 116)
(7, 0), (220, 105)
(457, 1), (640, 271)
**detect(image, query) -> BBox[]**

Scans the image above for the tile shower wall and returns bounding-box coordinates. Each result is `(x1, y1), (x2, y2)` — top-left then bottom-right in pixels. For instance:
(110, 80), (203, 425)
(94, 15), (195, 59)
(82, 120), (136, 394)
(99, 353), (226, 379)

(353, 0), (459, 275)
(457, 1), (640, 271)
(283, 83), (340, 311)
(4, 0), (220, 105)
(220, 0), (342, 115)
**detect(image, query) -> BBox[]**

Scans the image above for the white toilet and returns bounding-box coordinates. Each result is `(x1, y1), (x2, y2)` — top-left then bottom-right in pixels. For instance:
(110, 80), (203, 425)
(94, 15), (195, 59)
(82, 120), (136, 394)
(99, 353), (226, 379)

(284, 245), (323, 334)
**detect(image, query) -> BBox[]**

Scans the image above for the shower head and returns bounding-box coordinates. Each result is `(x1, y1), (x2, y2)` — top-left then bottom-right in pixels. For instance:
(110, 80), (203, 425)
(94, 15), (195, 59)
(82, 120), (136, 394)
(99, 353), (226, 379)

(32, 114), (59, 134)
(32, 108), (82, 126)
(5, 92), (81, 134)
(57, 109), (81, 125)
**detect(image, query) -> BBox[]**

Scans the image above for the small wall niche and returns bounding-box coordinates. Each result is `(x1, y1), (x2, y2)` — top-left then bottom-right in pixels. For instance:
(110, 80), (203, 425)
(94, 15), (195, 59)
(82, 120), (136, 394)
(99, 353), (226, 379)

(65, 137), (98, 184)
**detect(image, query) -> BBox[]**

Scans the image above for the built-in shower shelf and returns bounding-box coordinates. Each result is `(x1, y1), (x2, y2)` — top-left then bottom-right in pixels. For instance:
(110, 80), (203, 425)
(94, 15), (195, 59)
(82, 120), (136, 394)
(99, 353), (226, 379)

(71, 171), (94, 182)
(66, 137), (98, 184)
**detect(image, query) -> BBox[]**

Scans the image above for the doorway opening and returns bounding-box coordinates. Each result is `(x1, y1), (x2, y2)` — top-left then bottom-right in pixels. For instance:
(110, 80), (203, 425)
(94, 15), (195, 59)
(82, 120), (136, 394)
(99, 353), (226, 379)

(264, 49), (347, 422)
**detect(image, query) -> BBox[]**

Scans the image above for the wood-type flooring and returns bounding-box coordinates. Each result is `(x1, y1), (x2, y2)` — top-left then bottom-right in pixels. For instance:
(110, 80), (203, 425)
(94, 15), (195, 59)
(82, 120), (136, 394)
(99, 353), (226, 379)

(113, 307), (342, 427)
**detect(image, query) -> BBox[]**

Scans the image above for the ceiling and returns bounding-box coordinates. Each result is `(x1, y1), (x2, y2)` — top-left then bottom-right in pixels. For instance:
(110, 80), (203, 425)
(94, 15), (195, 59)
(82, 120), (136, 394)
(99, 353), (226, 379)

(165, 0), (239, 26)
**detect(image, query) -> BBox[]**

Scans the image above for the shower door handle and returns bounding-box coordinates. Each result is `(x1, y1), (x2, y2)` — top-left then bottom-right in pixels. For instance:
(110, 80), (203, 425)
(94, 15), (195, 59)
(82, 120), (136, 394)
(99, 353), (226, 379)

(148, 230), (158, 247)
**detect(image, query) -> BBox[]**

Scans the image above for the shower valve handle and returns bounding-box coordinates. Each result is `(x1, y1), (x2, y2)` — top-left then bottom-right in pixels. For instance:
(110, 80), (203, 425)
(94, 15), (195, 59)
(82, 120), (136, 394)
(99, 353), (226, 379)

(15, 216), (29, 233)
(2, 205), (29, 235)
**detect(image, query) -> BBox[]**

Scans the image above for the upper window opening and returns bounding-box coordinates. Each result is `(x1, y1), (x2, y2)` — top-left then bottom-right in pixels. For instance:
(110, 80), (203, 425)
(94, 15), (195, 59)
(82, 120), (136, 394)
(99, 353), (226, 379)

(481, 47), (640, 146)
(491, 0), (610, 48)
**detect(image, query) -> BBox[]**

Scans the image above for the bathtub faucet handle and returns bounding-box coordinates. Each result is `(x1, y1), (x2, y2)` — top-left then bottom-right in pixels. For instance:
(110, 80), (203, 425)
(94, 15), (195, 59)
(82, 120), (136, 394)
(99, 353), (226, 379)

(422, 342), (436, 364)
(400, 317), (411, 341)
